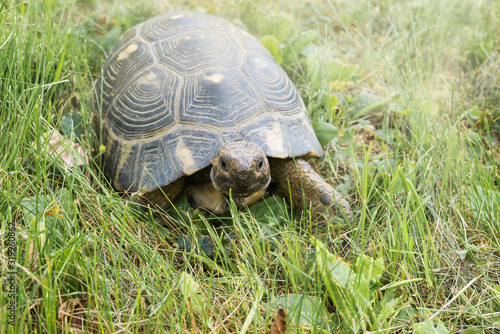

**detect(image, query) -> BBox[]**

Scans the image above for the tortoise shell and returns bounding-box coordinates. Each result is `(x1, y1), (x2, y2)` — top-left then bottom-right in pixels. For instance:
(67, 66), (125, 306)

(94, 11), (322, 193)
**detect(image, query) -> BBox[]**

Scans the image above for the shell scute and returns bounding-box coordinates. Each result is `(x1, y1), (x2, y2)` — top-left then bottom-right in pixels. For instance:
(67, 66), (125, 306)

(155, 32), (241, 75)
(242, 53), (303, 115)
(179, 69), (264, 127)
(99, 38), (155, 107)
(106, 67), (178, 141)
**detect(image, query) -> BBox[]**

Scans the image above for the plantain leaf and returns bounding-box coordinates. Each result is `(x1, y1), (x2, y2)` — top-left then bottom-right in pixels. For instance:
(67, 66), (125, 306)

(355, 254), (385, 285)
(284, 30), (317, 61)
(247, 196), (287, 224)
(268, 294), (333, 331)
(349, 92), (392, 120)
(177, 235), (214, 257)
(260, 35), (283, 64)
(306, 54), (357, 89)
(412, 320), (450, 334)
(324, 58), (358, 82)
(313, 121), (338, 146)
(60, 112), (83, 141)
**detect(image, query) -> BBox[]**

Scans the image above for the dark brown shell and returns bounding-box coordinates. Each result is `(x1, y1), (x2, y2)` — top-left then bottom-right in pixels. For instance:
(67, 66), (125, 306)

(94, 11), (322, 192)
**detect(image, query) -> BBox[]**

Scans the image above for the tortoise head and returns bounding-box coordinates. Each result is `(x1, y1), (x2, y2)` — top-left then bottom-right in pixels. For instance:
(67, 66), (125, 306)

(210, 140), (271, 197)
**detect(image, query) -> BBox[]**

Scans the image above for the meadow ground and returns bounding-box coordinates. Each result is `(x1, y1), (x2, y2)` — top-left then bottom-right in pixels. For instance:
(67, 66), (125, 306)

(0, 0), (499, 332)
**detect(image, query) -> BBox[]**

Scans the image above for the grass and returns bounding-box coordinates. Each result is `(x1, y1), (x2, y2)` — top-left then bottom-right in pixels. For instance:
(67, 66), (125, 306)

(1, 0), (499, 333)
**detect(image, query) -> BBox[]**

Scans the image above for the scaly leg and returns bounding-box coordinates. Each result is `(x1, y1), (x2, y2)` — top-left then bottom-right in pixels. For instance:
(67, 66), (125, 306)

(270, 158), (352, 219)
(186, 183), (265, 214)
(141, 177), (186, 210)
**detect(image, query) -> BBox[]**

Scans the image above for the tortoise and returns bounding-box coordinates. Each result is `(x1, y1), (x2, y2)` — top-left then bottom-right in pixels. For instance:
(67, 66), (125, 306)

(94, 11), (351, 218)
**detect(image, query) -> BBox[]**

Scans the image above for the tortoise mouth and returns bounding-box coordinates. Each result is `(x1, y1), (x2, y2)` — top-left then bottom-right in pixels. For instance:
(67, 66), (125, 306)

(210, 170), (271, 197)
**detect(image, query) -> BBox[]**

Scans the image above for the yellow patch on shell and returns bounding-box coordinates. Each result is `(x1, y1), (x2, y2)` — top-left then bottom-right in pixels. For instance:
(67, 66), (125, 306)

(241, 30), (253, 38)
(252, 56), (268, 69)
(138, 71), (157, 85)
(204, 74), (224, 83)
(110, 137), (135, 191)
(117, 44), (138, 61)
(171, 14), (186, 20)
(264, 122), (285, 156)
(175, 140), (198, 175)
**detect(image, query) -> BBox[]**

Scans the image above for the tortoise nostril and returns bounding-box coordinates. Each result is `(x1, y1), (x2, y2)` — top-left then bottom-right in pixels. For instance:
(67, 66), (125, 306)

(238, 170), (249, 180)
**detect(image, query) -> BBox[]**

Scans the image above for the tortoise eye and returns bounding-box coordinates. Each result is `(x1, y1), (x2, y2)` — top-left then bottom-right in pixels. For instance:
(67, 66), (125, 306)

(220, 158), (228, 171)
(257, 158), (264, 171)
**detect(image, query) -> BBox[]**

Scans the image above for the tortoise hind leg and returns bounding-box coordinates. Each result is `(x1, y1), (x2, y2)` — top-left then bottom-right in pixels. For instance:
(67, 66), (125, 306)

(270, 158), (352, 219)
(142, 177), (186, 210)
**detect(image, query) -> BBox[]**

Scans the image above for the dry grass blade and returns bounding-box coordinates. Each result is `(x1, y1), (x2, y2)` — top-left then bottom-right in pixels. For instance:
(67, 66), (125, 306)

(57, 298), (88, 333)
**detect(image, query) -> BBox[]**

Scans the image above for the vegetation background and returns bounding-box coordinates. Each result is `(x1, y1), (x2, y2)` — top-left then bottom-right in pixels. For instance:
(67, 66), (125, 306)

(0, 0), (499, 332)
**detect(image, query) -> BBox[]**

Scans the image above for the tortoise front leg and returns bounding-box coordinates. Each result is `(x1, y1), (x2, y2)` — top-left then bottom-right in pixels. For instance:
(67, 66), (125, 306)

(186, 183), (265, 214)
(270, 158), (352, 219)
